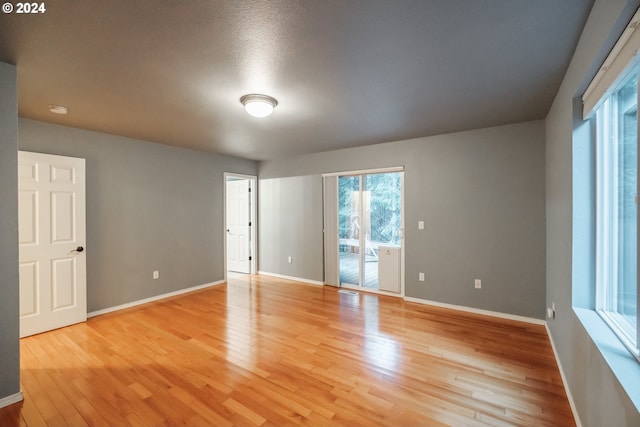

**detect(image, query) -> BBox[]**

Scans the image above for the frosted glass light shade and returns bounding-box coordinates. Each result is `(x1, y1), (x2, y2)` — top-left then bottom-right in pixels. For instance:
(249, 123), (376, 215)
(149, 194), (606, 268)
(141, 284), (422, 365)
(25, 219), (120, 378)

(240, 94), (278, 118)
(48, 104), (69, 115)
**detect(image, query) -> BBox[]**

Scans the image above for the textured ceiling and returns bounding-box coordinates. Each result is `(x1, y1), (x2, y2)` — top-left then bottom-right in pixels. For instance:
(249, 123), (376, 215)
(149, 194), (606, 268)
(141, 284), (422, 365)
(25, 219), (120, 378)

(0, 0), (594, 160)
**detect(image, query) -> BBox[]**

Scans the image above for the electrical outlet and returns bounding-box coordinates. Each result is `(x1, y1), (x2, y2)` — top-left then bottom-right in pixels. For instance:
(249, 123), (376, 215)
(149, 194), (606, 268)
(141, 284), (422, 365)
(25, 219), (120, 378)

(287, 256), (292, 264)
(419, 272), (425, 281)
(418, 221), (425, 230)
(153, 270), (159, 280)
(474, 279), (481, 289)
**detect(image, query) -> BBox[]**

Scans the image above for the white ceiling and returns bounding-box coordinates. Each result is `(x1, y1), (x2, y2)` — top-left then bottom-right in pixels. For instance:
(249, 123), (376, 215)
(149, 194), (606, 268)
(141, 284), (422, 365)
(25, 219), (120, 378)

(0, 0), (594, 160)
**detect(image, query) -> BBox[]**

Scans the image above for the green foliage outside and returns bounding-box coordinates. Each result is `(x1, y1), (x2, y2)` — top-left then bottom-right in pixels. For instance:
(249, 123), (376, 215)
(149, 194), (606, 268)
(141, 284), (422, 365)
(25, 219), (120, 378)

(338, 172), (401, 246)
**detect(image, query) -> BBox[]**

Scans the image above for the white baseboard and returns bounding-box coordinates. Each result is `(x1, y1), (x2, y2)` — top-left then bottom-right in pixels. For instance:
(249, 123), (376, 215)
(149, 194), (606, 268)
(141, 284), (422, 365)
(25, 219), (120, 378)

(0, 392), (23, 409)
(545, 323), (582, 427)
(257, 271), (324, 286)
(403, 296), (546, 325)
(88, 280), (225, 318)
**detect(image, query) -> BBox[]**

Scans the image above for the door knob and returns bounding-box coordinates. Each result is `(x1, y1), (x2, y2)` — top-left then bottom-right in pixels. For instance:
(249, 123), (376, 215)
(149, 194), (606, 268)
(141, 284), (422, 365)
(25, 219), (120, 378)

(70, 246), (84, 253)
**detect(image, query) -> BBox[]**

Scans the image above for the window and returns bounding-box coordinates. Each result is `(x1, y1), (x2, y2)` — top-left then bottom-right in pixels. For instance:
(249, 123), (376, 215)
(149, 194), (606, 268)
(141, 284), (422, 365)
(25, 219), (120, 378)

(594, 64), (640, 361)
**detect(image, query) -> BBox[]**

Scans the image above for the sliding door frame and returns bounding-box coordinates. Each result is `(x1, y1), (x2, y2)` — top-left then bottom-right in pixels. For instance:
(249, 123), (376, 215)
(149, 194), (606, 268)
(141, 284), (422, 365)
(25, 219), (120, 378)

(322, 166), (405, 297)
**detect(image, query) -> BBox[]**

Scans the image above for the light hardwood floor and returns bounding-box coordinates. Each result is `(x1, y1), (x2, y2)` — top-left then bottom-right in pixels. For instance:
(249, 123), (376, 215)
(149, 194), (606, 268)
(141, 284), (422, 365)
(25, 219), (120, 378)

(0, 274), (575, 426)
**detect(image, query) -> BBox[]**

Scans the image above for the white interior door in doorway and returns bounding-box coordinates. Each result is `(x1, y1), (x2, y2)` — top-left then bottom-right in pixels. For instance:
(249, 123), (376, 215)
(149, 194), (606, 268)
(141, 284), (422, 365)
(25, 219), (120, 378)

(226, 178), (251, 273)
(18, 151), (87, 338)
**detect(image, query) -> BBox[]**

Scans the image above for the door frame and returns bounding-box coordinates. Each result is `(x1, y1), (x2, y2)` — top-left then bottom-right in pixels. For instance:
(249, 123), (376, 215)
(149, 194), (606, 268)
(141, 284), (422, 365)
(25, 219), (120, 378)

(323, 166), (405, 297)
(223, 173), (257, 279)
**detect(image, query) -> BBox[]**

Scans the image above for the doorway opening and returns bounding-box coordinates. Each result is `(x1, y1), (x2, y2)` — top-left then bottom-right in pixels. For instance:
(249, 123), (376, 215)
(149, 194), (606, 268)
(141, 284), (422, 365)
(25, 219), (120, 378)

(224, 173), (257, 279)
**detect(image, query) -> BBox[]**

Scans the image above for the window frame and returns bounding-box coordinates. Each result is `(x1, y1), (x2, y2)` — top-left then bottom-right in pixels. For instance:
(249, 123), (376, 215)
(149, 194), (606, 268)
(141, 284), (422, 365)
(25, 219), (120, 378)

(593, 66), (640, 362)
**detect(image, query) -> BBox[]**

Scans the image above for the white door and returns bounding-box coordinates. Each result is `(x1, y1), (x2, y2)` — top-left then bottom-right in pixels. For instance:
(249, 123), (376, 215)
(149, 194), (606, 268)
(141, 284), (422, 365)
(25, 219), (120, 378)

(226, 179), (251, 273)
(18, 151), (87, 338)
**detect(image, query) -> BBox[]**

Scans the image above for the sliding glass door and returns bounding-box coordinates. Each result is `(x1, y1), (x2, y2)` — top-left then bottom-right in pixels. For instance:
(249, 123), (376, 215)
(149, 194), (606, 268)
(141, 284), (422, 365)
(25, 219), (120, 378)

(337, 171), (402, 292)
(338, 176), (360, 286)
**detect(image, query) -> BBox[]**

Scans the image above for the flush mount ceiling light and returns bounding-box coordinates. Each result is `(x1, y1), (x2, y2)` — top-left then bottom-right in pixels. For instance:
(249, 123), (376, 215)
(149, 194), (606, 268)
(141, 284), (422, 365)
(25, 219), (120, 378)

(240, 94), (278, 118)
(48, 104), (69, 115)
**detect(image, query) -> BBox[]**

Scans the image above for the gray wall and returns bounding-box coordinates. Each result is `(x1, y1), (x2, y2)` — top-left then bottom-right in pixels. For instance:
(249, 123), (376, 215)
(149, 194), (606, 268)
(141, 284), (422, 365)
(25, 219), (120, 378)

(259, 175), (324, 281)
(19, 118), (257, 312)
(259, 120), (546, 319)
(546, 0), (640, 425)
(0, 62), (20, 400)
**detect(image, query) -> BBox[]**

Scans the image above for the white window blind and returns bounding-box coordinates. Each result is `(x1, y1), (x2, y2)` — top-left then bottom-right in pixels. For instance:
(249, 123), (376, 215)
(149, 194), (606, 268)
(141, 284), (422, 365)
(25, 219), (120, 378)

(583, 8), (640, 119)
(322, 175), (340, 286)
